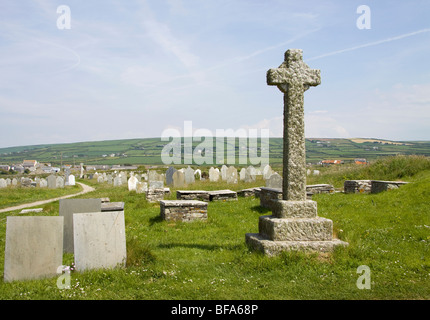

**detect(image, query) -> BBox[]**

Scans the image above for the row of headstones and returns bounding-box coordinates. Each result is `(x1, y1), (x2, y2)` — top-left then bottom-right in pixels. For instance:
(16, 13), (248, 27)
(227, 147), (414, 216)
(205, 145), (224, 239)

(0, 175), (75, 189)
(3, 198), (126, 283)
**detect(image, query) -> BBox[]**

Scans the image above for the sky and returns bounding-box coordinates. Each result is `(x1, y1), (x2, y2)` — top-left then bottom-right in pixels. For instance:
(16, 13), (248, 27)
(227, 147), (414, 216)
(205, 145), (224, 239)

(0, 0), (429, 148)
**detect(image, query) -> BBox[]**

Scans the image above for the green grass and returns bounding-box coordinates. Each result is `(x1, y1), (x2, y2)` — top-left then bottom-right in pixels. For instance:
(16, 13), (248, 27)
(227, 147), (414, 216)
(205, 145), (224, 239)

(0, 156), (429, 300)
(0, 184), (82, 210)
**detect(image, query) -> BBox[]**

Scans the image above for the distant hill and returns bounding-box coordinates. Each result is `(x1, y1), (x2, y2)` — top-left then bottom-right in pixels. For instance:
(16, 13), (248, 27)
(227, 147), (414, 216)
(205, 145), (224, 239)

(0, 137), (429, 167)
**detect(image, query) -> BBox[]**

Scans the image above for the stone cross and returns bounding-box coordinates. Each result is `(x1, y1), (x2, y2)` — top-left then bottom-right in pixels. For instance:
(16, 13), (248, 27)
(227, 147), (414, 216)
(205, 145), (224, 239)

(267, 49), (321, 201)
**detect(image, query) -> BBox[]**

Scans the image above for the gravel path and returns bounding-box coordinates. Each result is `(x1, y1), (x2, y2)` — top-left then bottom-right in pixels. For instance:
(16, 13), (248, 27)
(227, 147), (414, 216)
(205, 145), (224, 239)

(0, 182), (95, 214)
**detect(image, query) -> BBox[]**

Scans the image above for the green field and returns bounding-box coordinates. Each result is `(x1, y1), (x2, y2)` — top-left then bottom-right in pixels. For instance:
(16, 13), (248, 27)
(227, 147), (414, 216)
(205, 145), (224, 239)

(1, 137), (430, 167)
(0, 155), (429, 302)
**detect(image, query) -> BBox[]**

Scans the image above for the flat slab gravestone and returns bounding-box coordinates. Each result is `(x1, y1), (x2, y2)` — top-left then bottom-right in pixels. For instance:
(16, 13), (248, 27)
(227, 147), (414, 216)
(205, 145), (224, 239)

(208, 189), (238, 201)
(59, 198), (102, 253)
(176, 190), (210, 201)
(3, 216), (63, 282)
(73, 211), (126, 271)
(160, 200), (208, 222)
(246, 49), (348, 255)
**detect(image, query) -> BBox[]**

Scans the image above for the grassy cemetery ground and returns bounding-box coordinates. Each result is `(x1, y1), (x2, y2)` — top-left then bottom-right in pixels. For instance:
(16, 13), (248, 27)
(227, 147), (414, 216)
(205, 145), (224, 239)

(0, 156), (429, 300)
(0, 184), (81, 210)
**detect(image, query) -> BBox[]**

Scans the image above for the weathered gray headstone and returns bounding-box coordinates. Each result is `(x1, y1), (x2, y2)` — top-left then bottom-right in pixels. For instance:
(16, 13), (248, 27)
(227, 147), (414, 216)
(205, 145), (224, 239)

(266, 172), (282, 189)
(59, 198), (102, 253)
(113, 175), (122, 187)
(245, 166), (256, 183)
(136, 181), (148, 194)
(39, 178), (47, 188)
(226, 166), (238, 184)
(47, 175), (57, 189)
(173, 170), (185, 188)
(73, 211), (126, 272)
(184, 166), (195, 184)
(11, 178), (18, 186)
(3, 216), (63, 282)
(166, 167), (177, 186)
(5, 178), (11, 186)
(0, 178), (6, 188)
(246, 49), (348, 255)
(56, 176), (65, 188)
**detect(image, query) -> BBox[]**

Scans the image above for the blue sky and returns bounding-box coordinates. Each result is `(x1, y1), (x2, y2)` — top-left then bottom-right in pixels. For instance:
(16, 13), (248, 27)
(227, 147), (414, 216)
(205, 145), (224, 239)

(0, 0), (429, 148)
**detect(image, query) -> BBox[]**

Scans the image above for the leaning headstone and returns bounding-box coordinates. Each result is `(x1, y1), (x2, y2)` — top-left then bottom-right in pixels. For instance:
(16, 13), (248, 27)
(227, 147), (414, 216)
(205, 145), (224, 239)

(0, 179), (6, 188)
(246, 49), (348, 255)
(73, 211), (126, 272)
(166, 167), (177, 186)
(59, 198), (102, 253)
(226, 166), (238, 184)
(173, 170), (185, 188)
(3, 216), (63, 282)
(266, 172), (282, 189)
(184, 166), (195, 184)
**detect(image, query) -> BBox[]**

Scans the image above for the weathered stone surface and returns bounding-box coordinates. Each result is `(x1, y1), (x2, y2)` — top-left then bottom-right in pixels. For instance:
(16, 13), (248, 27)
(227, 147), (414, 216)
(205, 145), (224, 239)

(267, 49), (320, 201)
(101, 202), (124, 212)
(59, 198), (102, 253)
(246, 49), (348, 255)
(0, 178), (6, 188)
(160, 200), (207, 222)
(208, 189), (238, 201)
(176, 190), (210, 201)
(73, 211), (126, 271)
(306, 184), (335, 195)
(271, 200), (317, 219)
(209, 167), (220, 182)
(146, 188), (164, 203)
(259, 187), (282, 209)
(166, 167), (177, 185)
(47, 175), (57, 189)
(266, 172), (282, 189)
(184, 166), (195, 184)
(237, 187), (261, 197)
(259, 215), (333, 241)
(344, 180), (372, 194)
(4, 216), (63, 282)
(173, 170), (185, 188)
(371, 180), (409, 194)
(245, 233), (348, 256)
(226, 166), (238, 184)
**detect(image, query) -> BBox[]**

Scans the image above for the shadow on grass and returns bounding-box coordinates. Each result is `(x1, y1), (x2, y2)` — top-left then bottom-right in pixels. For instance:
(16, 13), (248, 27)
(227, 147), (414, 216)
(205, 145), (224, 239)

(157, 242), (242, 252)
(250, 205), (271, 214)
(148, 215), (164, 225)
